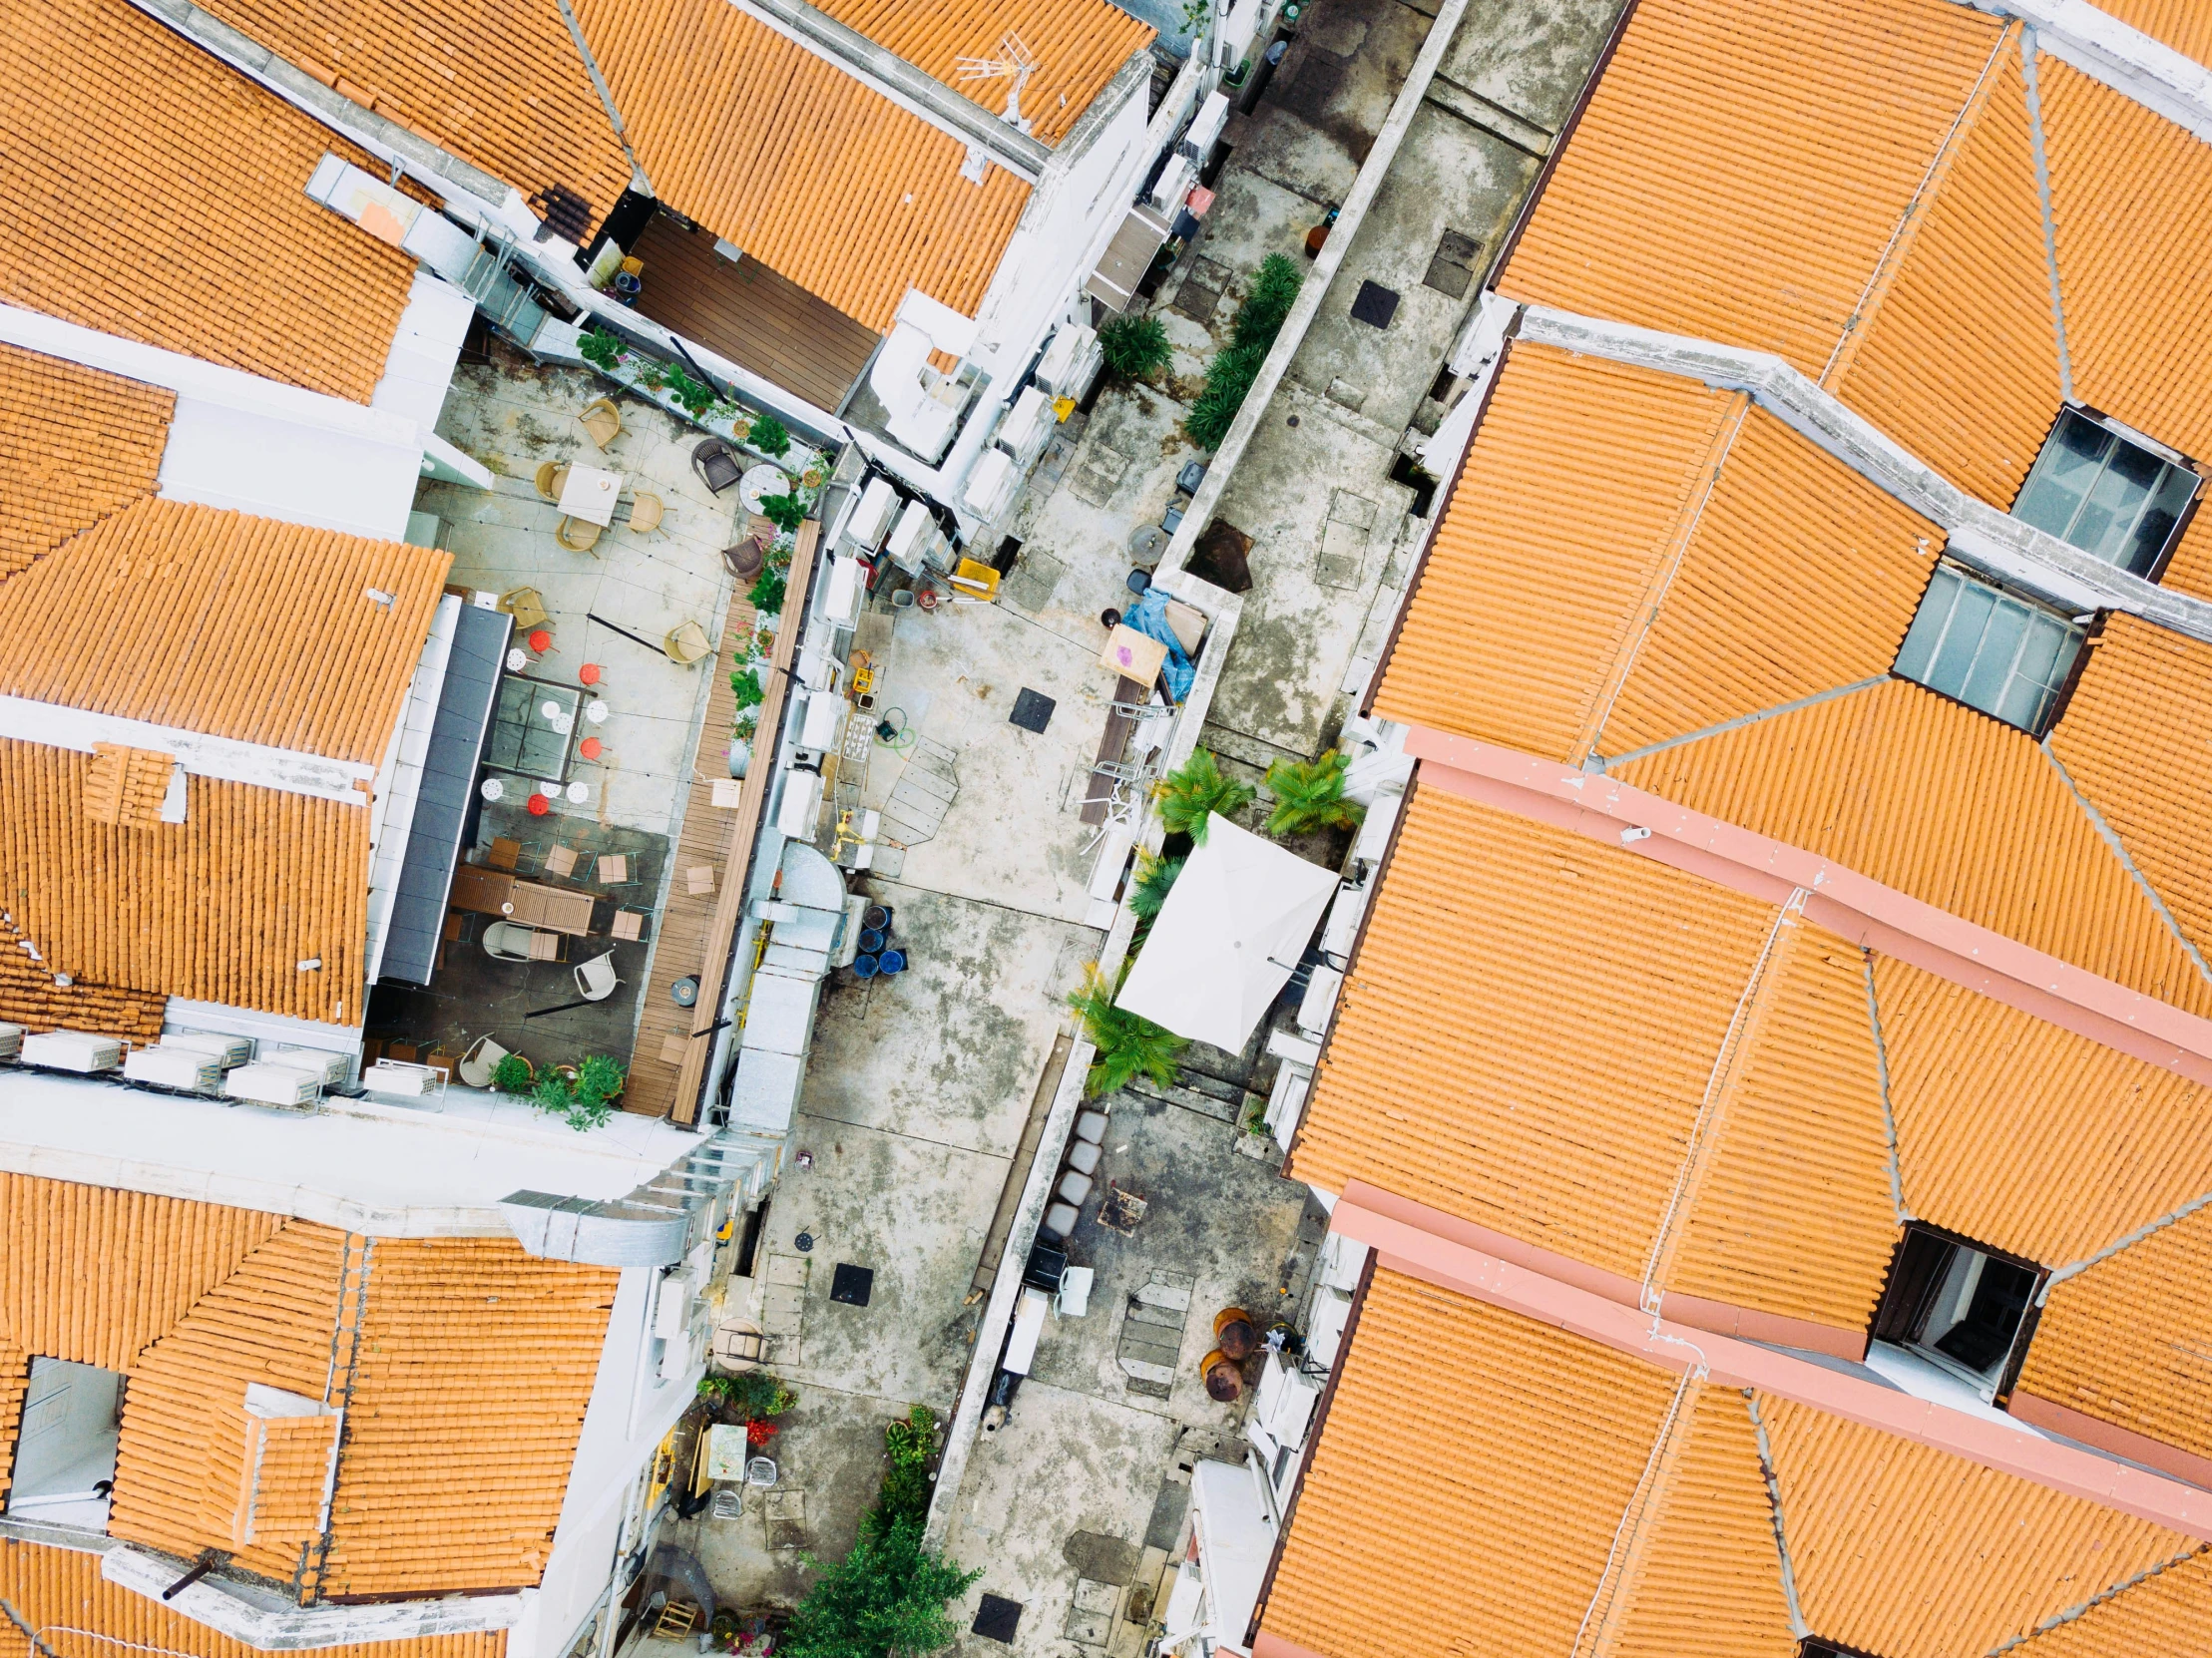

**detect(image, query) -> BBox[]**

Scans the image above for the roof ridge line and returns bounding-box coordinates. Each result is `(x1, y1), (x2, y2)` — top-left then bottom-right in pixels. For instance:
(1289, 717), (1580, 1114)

(1595, 675), (1890, 772)
(1515, 303), (2212, 647)
(1638, 891), (1810, 1311)
(2038, 737), (2212, 992)
(2019, 27), (2077, 402)
(1820, 18), (2020, 390)
(2041, 1183), (2212, 1300)
(1988, 1539), (2211, 1654)
(1861, 954), (1913, 1225)
(1743, 1390), (1812, 1641)
(1577, 396), (1749, 766)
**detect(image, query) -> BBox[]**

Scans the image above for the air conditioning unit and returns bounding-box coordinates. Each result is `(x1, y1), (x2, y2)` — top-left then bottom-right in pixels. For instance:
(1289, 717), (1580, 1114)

(841, 477), (899, 555)
(1179, 91), (1230, 164)
(963, 449), (1017, 521)
(1036, 325), (1104, 404)
(266, 1046), (350, 1087)
(885, 500), (952, 575)
(1148, 154), (1196, 214)
(799, 688), (844, 751)
(161, 1030), (253, 1068)
(225, 1062), (323, 1107)
(776, 766), (824, 839)
(995, 386), (1054, 469)
(817, 557), (863, 628)
(0, 1023), (21, 1061)
(124, 1046), (223, 1092)
(21, 1031), (121, 1072)
(361, 1060), (438, 1099)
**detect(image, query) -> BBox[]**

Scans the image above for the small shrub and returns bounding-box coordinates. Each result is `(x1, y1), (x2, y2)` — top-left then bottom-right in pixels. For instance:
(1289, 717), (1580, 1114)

(578, 329), (623, 371)
(532, 1070), (575, 1114)
(1100, 313), (1171, 380)
(748, 570), (788, 616)
(532, 1060), (621, 1131)
(730, 666), (765, 710)
(1263, 748), (1365, 838)
(1069, 967), (1186, 1098)
(749, 413), (791, 458)
(780, 1513), (979, 1658)
(1233, 253), (1304, 351)
(489, 1052), (533, 1094)
(879, 1404), (940, 1524)
(575, 1054), (626, 1105)
(1155, 748), (1255, 843)
(1183, 341), (1266, 450)
(760, 491), (807, 534)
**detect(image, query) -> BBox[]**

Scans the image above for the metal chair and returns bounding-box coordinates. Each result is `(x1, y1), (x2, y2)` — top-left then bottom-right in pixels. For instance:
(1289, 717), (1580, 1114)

(576, 951), (621, 1002)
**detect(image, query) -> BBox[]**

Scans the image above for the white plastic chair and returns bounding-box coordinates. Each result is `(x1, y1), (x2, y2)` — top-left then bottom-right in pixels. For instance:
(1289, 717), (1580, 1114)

(576, 951), (620, 1001)
(457, 1035), (509, 1088)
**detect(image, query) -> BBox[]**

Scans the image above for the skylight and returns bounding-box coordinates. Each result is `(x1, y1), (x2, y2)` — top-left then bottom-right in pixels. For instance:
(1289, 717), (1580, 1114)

(2012, 407), (2199, 578)
(1870, 1226), (2040, 1402)
(1893, 563), (2085, 736)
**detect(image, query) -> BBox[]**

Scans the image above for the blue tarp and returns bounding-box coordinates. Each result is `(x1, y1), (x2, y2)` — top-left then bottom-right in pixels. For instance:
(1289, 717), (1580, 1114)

(1124, 587), (1195, 702)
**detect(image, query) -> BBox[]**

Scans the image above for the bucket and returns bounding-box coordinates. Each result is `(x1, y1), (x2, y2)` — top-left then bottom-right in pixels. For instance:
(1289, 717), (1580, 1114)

(878, 950), (907, 976)
(891, 590), (917, 610)
(853, 954), (879, 979)
(863, 904), (893, 933)
(858, 927), (885, 954)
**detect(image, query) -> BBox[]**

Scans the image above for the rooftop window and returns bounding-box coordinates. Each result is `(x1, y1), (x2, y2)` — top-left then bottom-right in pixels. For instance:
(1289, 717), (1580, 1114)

(1893, 563), (2085, 736)
(1870, 1226), (2039, 1402)
(6, 1357), (122, 1531)
(2013, 407), (2199, 578)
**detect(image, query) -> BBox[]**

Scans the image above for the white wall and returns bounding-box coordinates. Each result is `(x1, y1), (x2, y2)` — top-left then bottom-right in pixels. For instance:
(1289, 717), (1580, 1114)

(12, 1359), (122, 1511)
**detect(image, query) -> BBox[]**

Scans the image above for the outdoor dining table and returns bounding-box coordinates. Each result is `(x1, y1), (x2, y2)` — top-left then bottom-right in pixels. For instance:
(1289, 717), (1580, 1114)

(558, 463), (625, 528)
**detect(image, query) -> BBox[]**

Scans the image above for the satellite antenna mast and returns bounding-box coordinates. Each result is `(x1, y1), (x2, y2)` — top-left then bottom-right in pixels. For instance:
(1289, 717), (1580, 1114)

(954, 33), (1042, 133)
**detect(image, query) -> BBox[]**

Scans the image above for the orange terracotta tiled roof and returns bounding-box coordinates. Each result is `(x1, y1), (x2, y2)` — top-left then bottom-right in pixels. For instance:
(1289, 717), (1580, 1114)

(1500, 0), (2005, 375)
(0, 910), (166, 1043)
(1257, 1269), (2211, 1658)
(0, 498), (449, 767)
(575, 0), (1033, 332)
(4, 0), (417, 401)
(813, 0), (1152, 146)
(194, 0), (633, 237)
(0, 344), (173, 583)
(0, 1176), (616, 1600)
(0, 1542), (507, 1658)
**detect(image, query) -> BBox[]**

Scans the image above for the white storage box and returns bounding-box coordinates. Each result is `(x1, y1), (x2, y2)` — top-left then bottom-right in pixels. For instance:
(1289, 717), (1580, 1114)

(0, 1023), (22, 1060)
(265, 1046), (349, 1087)
(21, 1031), (121, 1072)
(844, 476), (898, 552)
(996, 386), (1053, 468)
(962, 449), (1017, 520)
(161, 1030), (254, 1068)
(224, 1063), (322, 1107)
(124, 1046), (222, 1091)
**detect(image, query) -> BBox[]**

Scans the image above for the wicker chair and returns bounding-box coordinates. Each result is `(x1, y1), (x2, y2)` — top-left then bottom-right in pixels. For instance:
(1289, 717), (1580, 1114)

(557, 517), (602, 555)
(692, 437), (741, 495)
(580, 398), (622, 449)
(534, 461), (571, 500)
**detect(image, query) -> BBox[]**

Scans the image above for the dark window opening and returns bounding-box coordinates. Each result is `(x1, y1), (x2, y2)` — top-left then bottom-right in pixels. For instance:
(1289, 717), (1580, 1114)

(1871, 1225), (2040, 1399)
(2013, 406), (2200, 578)
(1800, 1639), (1889, 1658)
(733, 1202), (766, 1279)
(1389, 452), (1440, 518)
(1893, 562), (2086, 737)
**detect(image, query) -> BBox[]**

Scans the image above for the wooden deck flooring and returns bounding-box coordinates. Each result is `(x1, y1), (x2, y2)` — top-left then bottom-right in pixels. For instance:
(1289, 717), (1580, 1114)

(631, 212), (880, 415)
(623, 521), (820, 1121)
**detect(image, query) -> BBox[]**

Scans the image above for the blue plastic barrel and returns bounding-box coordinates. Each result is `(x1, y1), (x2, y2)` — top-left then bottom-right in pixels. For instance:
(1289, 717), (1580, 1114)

(859, 927), (886, 955)
(853, 954), (879, 979)
(879, 950), (907, 976)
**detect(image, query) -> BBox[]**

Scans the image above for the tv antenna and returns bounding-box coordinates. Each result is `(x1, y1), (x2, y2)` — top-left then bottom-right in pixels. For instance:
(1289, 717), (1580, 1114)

(956, 33), (1042, 133)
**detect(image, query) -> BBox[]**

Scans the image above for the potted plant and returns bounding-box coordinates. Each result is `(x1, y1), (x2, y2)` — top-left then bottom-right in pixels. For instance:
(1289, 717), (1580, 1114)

(748, 413), (790, 460)
(1155, 749), (1255, 843)
(1263, 748), (1365, 837)
(490, 1051), (535, 1094)
(1068, 967), (1186, 1097)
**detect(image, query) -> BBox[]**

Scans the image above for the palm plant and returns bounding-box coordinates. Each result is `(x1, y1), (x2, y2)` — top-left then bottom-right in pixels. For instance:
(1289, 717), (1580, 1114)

(1069, 968), (1186, 1097)
(1100, 313), (1171, 380)
(1263, 748), (1365, 838)
(1155, 748), (1254, 843)
(1127, 854), (1184, 922)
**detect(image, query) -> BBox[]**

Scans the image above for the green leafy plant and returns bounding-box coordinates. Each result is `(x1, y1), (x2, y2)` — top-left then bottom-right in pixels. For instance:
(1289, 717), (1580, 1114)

(636, 359), (669, 393)
(760, 491), (808, 534)
(699, 1371), (795, 1419)
(579, 329), (623, 372)
(1100, 313), (1171, 380)
(1155, 748), (1254, 843)
(1127, 854), (1184, 922)
(489, 1052), (534, 1095)
(730, 666), (765, 710)
(748, 570), (788, 616)
(1263, 748), (1365, 838)
(1184, 255), (1304, 449)
(1233, 253), (1304, 350)
(1179, 0), (1208, 31)
(664, 363), (718, 419)
(879, 1405), (940, 1525)
(1069, 967), (1186, 1098)
(749, 413), (791, 458)
(575, 1054), (626, 1105)
(781, 1513), (979, 1658)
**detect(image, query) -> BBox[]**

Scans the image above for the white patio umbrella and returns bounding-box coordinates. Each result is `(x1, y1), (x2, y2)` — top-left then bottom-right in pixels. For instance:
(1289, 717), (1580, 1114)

(1114, 817), (1340, 1050)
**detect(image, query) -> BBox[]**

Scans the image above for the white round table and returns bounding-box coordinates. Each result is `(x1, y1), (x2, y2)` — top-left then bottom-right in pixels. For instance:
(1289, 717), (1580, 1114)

(739, 465), (791, 514)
